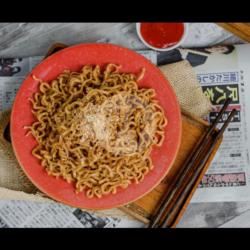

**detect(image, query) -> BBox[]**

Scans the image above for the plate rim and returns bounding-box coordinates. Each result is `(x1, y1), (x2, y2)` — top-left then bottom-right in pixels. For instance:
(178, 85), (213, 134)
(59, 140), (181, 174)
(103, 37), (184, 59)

(10, 43), (182, 209)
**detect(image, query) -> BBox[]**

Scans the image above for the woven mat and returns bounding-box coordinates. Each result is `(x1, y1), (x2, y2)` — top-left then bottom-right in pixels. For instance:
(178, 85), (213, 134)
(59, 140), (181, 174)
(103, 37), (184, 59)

(0, 60), (211, 218)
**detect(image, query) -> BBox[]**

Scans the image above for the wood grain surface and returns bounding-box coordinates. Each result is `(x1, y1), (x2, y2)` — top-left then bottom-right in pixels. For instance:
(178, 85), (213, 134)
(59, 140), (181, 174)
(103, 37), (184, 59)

(120, 112), (222, 226)
(217, 23), (250, 42)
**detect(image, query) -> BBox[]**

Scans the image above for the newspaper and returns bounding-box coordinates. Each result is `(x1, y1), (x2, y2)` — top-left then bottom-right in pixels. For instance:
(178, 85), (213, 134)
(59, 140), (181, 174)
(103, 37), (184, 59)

(0, 45), (250, 227)
(0, 200), (143, 228)
(180, 44), (250, 203)
(141, 45), (250, 203)
(0, 57), (43, 111)
(151, 44), (250, 202)
(139, 45), (249, 204)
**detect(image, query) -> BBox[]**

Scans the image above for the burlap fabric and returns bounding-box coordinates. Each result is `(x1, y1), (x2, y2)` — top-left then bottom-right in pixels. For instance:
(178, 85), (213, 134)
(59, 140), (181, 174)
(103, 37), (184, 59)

(159, 60), (211, 118)
(0, 60), (212, 218)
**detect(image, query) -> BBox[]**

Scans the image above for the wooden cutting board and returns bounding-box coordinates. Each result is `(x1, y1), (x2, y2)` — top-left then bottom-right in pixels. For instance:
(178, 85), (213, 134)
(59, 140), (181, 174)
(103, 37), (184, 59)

(120, 111), (222, 227)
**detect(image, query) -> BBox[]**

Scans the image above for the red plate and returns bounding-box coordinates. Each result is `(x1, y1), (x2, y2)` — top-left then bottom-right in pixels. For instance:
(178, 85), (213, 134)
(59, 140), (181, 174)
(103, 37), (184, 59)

(11, 43), (181, 210)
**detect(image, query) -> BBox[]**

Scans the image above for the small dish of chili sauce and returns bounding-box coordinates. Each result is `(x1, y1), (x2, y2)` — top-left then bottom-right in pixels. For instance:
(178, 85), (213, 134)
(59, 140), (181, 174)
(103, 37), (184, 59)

(136, 23), (188, 51)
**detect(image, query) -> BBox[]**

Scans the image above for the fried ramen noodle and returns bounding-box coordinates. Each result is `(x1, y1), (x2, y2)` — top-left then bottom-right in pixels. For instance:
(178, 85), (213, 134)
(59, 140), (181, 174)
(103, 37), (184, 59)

(25, 64), (167, 198)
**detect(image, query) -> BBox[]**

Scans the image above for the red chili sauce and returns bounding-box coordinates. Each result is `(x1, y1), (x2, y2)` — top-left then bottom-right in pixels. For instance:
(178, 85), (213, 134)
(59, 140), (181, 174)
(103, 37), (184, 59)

(140, 23), (184, 49)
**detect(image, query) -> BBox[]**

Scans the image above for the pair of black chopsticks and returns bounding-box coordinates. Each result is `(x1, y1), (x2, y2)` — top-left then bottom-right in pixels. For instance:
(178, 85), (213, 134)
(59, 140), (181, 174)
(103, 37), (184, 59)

(148, 98), (236, 228)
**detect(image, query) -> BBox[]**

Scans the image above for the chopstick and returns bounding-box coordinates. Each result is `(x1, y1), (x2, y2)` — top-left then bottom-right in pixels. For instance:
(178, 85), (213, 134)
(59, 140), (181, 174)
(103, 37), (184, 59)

(148, 98), (232, 228)
(159, 108), (236, 228)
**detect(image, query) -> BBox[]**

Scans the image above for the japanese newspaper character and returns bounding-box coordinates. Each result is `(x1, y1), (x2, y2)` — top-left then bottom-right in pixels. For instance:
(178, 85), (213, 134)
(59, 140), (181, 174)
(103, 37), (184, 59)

(216, 74), (223, 82)
(202, 75), (209, 83)
(227, 86), (238, 102)
(222, 73), (230, 82)
(204, 87), (214, 102)
(209, 74), (216, 83)
(215, 86), (226, 104)
(229, 72), (237, 82)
